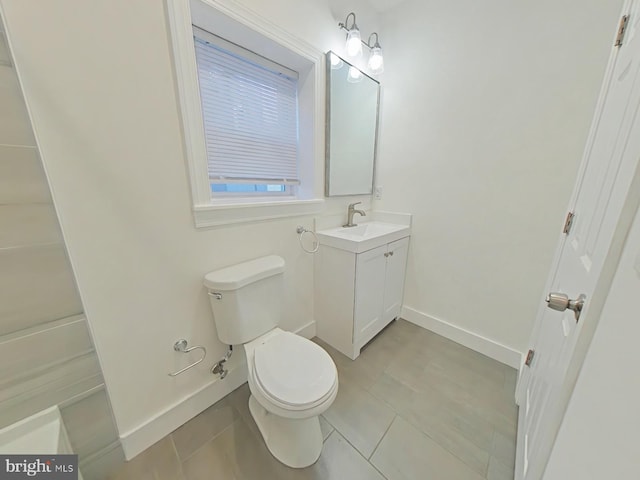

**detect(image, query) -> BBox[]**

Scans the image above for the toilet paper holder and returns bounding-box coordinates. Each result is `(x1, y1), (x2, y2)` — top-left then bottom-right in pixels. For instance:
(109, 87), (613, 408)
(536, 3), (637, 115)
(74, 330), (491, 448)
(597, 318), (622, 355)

(168, 339), (207, 376)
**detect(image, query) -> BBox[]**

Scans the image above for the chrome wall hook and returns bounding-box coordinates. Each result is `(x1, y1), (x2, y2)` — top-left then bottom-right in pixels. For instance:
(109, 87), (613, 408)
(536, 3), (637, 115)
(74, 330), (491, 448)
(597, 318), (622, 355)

(168, 339), (207, 376)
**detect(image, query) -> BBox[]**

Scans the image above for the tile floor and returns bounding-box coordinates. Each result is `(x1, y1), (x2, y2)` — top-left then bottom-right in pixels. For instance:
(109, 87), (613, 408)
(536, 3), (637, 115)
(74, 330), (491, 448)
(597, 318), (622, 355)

(109, 320), (518, 480)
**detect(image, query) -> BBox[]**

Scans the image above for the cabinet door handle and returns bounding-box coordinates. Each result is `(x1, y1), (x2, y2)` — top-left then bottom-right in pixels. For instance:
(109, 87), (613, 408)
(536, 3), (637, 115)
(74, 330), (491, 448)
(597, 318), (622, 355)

(389, 251), (394, 256)
(384, 252), (389, 257)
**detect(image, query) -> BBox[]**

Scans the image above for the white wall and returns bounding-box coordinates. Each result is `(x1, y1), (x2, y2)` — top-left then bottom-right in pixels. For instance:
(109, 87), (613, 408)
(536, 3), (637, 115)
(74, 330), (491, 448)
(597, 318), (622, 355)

(542, 201), (640, 479)
(374, 0), (623, 354)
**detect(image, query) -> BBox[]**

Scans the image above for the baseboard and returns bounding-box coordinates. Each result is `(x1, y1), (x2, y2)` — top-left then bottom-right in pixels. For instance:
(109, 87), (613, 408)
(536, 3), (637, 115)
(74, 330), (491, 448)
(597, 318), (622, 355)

(294, 320), (316, 339)
(79, 440), (125, 480)
(119, 360), (248, 460)
(401, 306), (522, 369)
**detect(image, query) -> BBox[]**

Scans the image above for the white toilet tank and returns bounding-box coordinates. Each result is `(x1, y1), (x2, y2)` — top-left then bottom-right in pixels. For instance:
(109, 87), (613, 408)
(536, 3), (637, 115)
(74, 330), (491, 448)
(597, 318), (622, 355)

(204, 255), (285, 345)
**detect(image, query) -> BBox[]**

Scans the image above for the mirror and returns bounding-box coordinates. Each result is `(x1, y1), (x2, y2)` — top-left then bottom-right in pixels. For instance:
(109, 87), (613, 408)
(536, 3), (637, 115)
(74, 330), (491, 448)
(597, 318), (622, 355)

(325, 51), (380, 196)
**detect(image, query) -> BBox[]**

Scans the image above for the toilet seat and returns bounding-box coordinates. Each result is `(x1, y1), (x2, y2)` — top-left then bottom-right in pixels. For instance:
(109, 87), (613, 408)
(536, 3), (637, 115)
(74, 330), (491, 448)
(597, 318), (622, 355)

(252, 331), (337, 411)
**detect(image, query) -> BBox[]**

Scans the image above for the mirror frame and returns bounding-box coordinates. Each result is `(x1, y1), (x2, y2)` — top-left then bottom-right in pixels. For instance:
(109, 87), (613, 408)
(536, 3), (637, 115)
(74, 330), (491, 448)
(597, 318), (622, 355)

(325, 51), (381, 197)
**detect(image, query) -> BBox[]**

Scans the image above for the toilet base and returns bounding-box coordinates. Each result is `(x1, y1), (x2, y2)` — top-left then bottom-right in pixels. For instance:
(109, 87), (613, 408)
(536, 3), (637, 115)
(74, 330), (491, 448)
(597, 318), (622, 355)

(248, 395), (323, 468)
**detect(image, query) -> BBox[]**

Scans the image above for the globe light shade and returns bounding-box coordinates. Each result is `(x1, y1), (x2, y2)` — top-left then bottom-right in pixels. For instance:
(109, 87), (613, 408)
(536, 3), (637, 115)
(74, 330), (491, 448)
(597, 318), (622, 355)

(368, 45), (384, 75)
(346, 28), (362, 58)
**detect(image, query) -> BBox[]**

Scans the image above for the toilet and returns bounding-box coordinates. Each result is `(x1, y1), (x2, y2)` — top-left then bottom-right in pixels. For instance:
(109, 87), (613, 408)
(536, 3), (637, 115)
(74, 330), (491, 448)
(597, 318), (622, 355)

(203, 255), (338, 468)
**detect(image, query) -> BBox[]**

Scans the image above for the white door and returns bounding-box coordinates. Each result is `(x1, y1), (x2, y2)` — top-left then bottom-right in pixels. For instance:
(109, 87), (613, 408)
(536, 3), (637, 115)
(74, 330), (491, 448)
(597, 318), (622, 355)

(516, 3), (640, 479)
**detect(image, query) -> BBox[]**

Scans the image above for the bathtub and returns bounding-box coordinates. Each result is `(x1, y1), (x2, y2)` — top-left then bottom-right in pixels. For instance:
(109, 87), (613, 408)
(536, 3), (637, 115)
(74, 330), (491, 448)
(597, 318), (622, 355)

(0, 406), (83, 479)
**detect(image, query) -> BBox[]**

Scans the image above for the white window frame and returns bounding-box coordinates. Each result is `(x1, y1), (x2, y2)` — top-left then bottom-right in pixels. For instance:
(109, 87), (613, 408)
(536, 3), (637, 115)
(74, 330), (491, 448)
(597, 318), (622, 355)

(166, 0), (325, 228)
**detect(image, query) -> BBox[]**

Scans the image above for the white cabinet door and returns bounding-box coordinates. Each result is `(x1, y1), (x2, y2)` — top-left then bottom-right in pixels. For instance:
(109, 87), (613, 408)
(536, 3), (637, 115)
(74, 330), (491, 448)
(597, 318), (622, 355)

(354, 244), (387, 343)
(383, 237), (410, 323)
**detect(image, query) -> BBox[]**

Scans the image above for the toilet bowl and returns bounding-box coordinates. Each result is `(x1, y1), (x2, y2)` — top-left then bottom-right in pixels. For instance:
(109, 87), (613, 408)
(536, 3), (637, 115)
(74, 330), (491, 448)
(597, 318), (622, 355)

(204, 256), (338, 468)
(244, 328), (338, 467)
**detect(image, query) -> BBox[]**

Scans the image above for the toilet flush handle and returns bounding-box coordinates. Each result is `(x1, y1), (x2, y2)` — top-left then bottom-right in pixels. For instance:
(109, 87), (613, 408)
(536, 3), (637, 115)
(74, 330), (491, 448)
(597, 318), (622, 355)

(208, 292), (222, 300)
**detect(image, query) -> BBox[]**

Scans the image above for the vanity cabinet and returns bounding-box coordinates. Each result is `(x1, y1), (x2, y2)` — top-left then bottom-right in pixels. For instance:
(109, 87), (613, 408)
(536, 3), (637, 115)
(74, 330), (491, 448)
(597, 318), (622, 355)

(315, 236), (410, 359)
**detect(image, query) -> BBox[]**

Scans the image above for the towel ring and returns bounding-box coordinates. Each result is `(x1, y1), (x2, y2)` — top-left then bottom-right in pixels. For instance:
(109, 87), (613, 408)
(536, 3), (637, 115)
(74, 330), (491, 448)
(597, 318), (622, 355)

(296, 225), (319, 254)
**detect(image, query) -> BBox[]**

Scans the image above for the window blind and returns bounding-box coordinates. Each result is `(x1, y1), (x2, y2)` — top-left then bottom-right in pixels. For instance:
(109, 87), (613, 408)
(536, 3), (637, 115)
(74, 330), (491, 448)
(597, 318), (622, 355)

(193, 29), (300, 186)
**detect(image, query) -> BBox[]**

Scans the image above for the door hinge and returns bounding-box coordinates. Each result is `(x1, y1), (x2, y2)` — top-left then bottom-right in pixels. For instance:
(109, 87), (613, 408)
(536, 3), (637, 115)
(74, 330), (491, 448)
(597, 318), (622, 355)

(525, 349), (535, 367)
(615, 15), (629, 47)
(563, 211), (575, 235)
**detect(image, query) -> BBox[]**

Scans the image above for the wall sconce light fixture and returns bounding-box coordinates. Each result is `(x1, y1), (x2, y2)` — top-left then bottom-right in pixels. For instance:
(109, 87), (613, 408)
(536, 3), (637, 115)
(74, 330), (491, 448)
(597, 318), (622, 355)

(338, 12), (384, 75)
(341, 12), (362, 58)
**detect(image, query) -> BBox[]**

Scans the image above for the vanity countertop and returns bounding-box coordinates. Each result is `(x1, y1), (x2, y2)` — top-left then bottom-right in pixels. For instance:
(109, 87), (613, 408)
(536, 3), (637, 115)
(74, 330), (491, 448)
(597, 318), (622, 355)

(316, 220), (410, 253)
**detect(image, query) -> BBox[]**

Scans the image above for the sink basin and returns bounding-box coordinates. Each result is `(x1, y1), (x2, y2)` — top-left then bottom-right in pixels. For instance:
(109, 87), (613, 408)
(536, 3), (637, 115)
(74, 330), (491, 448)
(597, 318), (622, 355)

(316, 221), (410, 253)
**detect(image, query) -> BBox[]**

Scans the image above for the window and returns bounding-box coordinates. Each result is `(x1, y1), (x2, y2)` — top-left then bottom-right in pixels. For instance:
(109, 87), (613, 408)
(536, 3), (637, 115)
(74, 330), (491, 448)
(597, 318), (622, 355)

(166, 0), (324, 227)
(193, 28), (299, 197)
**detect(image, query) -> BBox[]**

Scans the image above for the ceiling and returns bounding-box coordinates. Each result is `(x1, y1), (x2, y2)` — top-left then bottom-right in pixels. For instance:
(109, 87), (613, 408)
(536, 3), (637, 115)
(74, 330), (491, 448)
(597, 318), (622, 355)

(363, 0), (408, 13)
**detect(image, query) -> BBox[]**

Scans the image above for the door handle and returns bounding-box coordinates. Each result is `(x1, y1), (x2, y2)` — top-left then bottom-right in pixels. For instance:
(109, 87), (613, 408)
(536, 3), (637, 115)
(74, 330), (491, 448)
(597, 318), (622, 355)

(545, 292), (586, 322)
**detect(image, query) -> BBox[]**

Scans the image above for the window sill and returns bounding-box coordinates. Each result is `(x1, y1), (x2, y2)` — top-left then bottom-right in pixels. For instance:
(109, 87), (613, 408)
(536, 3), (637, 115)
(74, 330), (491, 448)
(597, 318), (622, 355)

(193, 198), (325, 228)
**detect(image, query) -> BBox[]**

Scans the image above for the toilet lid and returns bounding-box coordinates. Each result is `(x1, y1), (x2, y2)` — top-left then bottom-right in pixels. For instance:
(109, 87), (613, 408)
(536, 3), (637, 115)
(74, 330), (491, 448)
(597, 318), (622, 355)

(253, 332), (336, 407)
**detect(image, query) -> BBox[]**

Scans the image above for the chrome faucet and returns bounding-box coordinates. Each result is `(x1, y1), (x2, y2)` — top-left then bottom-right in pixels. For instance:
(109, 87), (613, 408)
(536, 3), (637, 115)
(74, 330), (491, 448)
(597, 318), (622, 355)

(343, 202), (366, 227)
